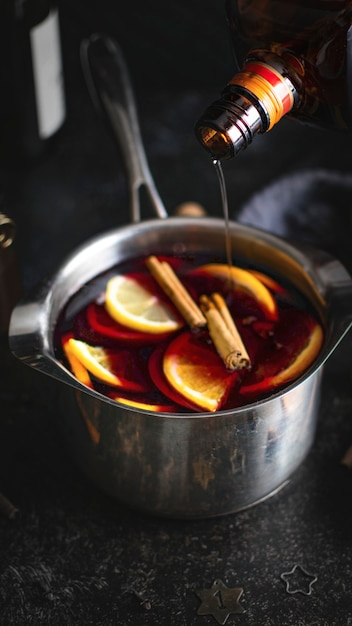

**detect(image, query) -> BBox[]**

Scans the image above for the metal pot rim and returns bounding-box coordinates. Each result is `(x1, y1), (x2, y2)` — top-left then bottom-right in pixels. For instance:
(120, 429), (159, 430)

(9, 216), (352, 417)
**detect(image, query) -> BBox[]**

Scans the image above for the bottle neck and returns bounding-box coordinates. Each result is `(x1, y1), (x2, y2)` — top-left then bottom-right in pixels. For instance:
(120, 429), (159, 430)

(195, 55), (298, 159)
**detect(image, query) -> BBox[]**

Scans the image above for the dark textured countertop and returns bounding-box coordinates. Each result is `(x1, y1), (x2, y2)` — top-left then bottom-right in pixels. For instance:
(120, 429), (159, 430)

(1, 2), (352, 624)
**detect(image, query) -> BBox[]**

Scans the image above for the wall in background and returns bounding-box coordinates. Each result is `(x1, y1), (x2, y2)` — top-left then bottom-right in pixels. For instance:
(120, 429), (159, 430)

(58, 0), (235, 91)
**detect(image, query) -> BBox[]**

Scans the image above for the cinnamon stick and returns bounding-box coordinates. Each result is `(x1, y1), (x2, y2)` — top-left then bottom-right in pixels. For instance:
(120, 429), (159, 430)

(146, 256), (207, 329)
(199, 293), (251, 371)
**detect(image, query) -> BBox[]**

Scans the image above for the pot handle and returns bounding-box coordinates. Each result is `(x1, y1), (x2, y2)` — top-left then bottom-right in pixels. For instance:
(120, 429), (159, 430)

(317, 256), (352, 336)
(300, 245), (352, 360)
(80, 33), (168, 223)
(9, 298), (102, 397)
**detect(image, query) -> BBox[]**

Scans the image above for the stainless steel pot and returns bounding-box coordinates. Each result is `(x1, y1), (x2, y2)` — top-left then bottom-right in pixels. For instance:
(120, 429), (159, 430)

(8, 35), (352, 518)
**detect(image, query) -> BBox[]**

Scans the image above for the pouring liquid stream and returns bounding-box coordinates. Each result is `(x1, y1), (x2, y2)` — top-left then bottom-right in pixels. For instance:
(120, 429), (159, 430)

(212, 159), (234, 287)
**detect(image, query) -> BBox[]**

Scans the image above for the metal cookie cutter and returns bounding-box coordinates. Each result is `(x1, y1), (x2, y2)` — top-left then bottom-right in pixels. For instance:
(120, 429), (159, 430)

(195, 579), (245, 625)
(281, 564), (318, 596)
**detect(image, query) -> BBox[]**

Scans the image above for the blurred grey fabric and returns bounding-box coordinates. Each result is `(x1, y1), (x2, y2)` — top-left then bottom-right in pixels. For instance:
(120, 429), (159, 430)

(237, 168), (352, 269)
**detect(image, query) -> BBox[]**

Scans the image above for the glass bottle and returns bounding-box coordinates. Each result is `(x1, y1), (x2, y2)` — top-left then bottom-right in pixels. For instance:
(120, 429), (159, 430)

(195, 0), (352, 160)
(0, 0), (66, 162)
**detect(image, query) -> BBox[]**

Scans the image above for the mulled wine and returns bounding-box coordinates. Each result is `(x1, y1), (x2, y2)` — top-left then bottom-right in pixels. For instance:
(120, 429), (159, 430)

(54, 252), (324, 413)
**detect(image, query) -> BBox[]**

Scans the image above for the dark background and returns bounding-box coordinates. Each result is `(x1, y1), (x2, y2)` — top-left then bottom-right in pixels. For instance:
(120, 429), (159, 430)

(1, 1), (352, 624)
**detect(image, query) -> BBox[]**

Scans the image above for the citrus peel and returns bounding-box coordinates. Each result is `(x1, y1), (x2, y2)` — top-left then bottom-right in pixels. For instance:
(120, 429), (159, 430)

(188, 263), (279, 320)
(241, 316), (324, 396)
(65, 338), (149, 391)
(112, 395), (177, 412)
(105, 273), (183, 334)
(162, 331), (240, 412)
(62, 335), (93, 388)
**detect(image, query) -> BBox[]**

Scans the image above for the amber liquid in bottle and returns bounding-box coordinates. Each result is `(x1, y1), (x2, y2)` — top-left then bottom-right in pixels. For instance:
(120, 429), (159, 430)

(195, 0), (352, 160)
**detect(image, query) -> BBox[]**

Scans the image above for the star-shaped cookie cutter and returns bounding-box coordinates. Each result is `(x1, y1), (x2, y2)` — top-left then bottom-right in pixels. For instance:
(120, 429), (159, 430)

(195, 579), (245, 625)
(280, 564), (318, 596)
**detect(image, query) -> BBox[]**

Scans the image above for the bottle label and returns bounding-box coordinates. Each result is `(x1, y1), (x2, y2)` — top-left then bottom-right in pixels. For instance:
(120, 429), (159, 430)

(244, 62), (293, 116)
(229, 61), (294, 130)
(30, 8), (66, 139)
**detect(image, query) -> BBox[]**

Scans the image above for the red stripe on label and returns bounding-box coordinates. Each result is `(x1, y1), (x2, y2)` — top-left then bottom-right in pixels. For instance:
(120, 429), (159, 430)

(244, 62), (292, 114)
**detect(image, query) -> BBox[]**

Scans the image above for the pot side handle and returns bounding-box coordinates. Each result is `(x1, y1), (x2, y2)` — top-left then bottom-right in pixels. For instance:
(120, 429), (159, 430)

(8, 301), (90, 393)
(314, 256), (352, 358)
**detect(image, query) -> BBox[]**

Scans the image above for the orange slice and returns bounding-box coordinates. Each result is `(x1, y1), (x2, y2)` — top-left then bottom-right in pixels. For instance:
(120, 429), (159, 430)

(271, 323), (323, 385)
(189, 263), (278, 320)
(112, 395), (177, 412)
(241, 310), (324, 397)
(248, 269), (288, 296)
(62, 335), (93, 388)
(163, 331), (240, 412)
(148, 343), (203, 412)
(105, 273), (183, 334)
(66, 338), (149, 391)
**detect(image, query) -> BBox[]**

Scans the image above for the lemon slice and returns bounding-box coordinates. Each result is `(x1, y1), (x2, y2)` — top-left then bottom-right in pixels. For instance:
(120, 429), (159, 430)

(190, 264), (278, 320)
(105, 274), (183, 334)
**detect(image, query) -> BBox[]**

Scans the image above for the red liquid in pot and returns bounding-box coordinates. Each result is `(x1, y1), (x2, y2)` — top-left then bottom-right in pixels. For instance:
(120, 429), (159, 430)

(54, 253), (324, 413)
